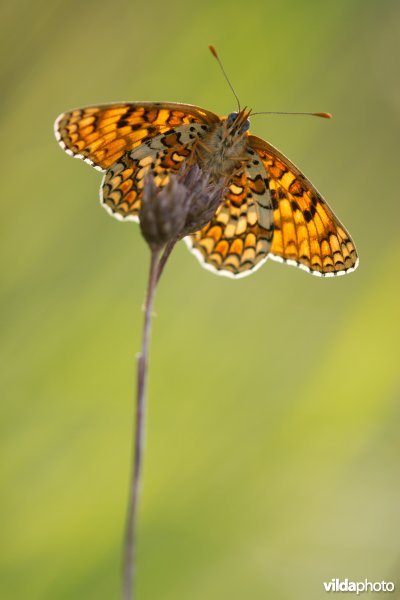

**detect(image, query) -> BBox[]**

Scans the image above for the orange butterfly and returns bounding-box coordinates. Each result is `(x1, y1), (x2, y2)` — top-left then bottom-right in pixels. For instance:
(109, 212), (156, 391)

(54, 62), (358, 279)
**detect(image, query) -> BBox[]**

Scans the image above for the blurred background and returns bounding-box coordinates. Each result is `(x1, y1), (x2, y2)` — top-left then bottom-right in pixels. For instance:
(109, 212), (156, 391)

(1, 1), (399, 598)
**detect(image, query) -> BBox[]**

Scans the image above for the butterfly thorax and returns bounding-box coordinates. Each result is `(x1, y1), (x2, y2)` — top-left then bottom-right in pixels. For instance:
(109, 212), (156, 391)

(194, 117), (250, 181)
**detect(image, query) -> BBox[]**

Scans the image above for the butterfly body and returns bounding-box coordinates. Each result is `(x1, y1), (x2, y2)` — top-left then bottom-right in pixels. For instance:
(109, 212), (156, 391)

(193, 110), (251, 180)
(55, 101), (358, 278)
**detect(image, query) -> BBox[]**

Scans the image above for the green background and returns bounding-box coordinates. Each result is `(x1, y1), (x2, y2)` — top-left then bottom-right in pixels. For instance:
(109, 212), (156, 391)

(1, 1), (399, 598)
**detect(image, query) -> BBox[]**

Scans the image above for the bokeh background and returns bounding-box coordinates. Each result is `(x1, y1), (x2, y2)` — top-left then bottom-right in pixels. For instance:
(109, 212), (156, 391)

(1, 1), (399, 598)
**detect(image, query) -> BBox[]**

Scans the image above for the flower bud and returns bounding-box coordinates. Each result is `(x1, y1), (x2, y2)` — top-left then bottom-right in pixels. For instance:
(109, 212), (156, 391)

(139, 165), (226, 251)
(179, 165), (226, 237)
(139, 174), (190, 250)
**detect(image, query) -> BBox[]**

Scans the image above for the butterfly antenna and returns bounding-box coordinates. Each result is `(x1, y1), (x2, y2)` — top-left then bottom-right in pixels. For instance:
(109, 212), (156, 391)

(208, 45), (241, 112)
(251, 111), (332, 119)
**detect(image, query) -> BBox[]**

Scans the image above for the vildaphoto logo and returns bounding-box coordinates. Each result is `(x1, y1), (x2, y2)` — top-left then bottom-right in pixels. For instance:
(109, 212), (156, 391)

(323, 579), (395, 594)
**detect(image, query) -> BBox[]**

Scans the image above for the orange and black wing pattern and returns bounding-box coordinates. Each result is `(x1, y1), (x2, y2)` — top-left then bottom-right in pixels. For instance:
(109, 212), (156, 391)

(101, 124), (207, 220)
(54, 102), (219, 171)
(249, 135), (358, 277)
(187, 163), (274, 278)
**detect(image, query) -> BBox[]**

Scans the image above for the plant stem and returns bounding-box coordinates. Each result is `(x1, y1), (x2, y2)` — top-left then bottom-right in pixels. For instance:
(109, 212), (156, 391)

(157, 238), (178, 283)
(123, 248), (160, 600)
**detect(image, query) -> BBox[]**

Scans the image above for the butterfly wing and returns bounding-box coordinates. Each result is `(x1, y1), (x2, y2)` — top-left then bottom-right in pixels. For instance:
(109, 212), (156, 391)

(55, 102), (219, 172)
(101, 123), (209, 220)
(249, 135), (358, 276)
(187, 162), (274, 278)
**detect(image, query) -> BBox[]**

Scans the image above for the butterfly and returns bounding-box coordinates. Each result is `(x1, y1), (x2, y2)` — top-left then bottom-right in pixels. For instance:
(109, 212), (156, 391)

(54, 101), (358, 278)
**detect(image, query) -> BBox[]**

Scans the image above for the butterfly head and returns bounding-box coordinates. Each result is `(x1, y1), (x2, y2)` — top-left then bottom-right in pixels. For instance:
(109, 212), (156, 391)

(224, 108), (251, 138)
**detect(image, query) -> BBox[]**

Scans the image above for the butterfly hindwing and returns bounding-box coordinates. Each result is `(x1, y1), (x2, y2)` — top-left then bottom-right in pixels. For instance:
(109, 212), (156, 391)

(187, 160), (274, 278)
(55, 102), (219, 172)
(249, 135), (358, 276)
(101, 123), (209, 220)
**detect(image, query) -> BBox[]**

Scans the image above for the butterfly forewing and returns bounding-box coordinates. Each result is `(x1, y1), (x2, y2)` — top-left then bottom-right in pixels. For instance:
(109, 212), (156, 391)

(55, 102), (219, 171)
(249, 135), (358, 277)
